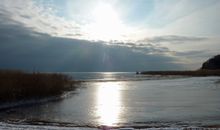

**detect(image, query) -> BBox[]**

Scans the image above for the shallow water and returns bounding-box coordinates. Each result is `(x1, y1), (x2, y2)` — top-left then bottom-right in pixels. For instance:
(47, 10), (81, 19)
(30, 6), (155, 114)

(1, 72), (220, 128)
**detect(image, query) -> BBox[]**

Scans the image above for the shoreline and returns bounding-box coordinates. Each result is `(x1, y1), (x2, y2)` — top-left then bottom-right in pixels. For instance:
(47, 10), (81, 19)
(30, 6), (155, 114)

(0, 89), (77, 111)
(1, 121), (220, 130)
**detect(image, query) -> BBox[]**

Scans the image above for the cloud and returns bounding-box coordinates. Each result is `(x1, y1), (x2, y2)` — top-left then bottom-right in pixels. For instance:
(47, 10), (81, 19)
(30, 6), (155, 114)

(140, 35), (207, 44)
(0, 6), (213, 71)
(133, 35), (219, 70)
(160, 0), (220, 36)
(0, 12), (184, 71)
(172, 50), (217, 69)
(0, 0), (84, 39)
(145, 0), (219, 28)
(0, 0), (219, 71)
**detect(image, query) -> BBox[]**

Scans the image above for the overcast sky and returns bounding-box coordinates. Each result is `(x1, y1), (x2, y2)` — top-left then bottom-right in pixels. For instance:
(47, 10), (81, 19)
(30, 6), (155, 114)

(0, 0), (219, 72)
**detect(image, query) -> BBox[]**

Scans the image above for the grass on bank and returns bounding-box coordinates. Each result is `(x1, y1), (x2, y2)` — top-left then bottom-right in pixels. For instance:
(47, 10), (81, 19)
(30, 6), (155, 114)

(0, 70), (76, 102)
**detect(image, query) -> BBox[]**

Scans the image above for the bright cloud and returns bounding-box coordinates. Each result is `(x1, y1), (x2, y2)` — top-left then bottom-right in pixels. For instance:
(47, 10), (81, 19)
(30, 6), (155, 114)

(0, 0), (84, 39)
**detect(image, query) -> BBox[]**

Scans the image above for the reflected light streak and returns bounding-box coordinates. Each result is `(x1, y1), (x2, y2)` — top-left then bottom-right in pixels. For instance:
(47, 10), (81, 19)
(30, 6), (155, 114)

(96, 82), (122, 126)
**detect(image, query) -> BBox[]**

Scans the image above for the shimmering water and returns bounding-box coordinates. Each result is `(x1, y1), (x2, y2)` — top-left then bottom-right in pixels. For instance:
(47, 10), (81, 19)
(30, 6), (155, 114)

(1, 72), (220, 128)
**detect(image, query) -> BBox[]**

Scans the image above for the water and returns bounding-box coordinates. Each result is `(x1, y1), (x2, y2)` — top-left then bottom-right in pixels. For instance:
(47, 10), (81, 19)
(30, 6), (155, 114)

(64, 72), (184, 81)
(64, 72), (150, 81)
(1, 72), (220, 129)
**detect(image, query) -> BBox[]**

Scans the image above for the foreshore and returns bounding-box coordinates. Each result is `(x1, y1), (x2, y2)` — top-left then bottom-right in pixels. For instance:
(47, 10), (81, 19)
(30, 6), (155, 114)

(140, 70), (220, 76)
(0, 121), (220, 130)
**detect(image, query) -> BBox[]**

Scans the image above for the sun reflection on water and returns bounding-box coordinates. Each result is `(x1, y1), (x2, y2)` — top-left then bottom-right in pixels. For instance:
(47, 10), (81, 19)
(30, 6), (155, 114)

(96, 82), (122, 126)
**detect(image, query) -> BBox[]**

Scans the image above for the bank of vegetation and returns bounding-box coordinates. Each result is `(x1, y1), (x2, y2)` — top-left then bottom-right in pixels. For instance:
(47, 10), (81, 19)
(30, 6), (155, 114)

(0, 70), (76, 102)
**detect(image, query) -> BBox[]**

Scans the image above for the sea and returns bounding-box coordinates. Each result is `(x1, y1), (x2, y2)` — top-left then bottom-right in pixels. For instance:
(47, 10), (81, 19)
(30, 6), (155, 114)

(0, 72), (220, 130)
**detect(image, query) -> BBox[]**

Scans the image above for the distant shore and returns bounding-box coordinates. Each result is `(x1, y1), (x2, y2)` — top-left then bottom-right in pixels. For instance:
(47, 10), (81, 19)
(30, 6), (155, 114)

(140, 70), (220, 76)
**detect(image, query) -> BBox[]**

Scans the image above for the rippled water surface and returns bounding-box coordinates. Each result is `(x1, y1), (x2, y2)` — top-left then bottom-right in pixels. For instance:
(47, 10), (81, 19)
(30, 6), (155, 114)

(1, 72), (220, 128)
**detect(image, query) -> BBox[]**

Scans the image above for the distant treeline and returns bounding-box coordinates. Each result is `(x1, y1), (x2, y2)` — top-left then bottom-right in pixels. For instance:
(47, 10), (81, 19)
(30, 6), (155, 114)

(0, 70), (77, 102)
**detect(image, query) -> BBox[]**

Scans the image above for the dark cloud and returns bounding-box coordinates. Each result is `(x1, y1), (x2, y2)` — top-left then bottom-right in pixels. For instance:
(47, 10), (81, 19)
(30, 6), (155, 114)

(0, 11), (184, 72)
(141, 35), (207, 44)
(108, 41), (172, 56)
(65, 33), (82, 37)
(19, 15), (32, 19)
(175, 50), (217, 63)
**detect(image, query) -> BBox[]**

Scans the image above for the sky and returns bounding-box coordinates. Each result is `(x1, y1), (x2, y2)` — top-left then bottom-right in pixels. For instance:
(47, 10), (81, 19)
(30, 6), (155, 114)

(0, 0), (219, 72)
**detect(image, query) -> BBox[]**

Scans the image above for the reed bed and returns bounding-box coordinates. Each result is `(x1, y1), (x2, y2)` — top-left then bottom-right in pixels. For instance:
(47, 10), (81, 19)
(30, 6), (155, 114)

(0, 70), (75, 102)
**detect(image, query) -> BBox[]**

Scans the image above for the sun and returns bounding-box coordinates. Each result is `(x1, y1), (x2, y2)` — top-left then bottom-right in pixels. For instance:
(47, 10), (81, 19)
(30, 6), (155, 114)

(93, 3), (118, 24)
(86, 3), (127, 41)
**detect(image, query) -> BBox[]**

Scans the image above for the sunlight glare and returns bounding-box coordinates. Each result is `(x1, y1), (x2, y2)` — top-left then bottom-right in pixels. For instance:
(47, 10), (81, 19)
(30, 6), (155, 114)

(87, 3), (127, 41)
(96, 82), (122, 126)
